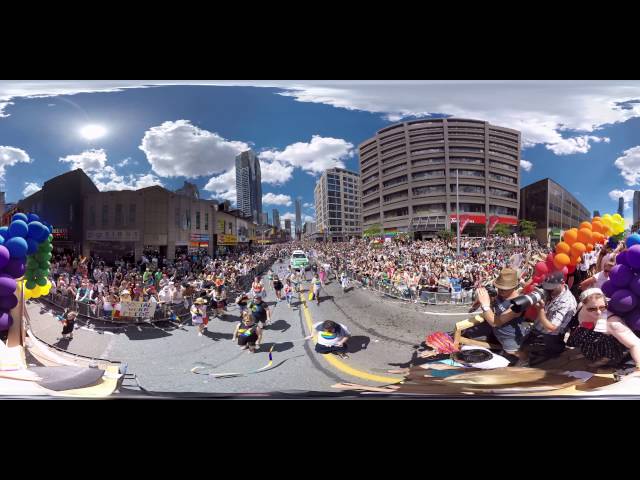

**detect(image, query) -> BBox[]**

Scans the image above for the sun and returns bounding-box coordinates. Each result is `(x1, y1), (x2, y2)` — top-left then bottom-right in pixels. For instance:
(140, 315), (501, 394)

(80, 124), (107, 140)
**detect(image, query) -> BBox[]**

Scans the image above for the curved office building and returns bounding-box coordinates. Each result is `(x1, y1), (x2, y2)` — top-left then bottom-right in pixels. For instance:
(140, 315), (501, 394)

(359, 118), (521, 238)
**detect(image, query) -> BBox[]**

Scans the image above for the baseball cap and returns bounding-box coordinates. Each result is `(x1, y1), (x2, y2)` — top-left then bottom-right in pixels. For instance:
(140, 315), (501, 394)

(542, 271), (564, 290)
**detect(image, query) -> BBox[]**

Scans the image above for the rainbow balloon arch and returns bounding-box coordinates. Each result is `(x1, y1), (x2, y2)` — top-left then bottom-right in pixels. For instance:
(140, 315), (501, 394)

(0, 212), (53, 331)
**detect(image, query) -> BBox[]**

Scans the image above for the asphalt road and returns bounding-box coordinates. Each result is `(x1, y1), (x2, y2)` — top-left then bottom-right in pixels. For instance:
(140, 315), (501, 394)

(28, 261), (475, 394)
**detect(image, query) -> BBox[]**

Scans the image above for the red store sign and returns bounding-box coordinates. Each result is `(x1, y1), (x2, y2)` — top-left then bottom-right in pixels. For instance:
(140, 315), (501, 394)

(450, 214), (518, 225)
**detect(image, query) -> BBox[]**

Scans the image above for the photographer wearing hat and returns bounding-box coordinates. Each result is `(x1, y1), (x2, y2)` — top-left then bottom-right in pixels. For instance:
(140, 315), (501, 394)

(466, 268), (530, 364)
(525, 271), (577, 363)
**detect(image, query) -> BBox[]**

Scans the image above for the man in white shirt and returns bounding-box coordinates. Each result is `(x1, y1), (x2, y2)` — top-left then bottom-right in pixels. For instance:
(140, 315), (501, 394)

(311, 320), (351, 358)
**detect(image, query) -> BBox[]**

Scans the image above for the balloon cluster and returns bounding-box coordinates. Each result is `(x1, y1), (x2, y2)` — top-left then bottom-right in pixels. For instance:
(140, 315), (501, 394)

(552, 219), (606, 274)
(599, 236), (640, 331)
(0, 212), (53, 331)
(601, 213), (625, 236)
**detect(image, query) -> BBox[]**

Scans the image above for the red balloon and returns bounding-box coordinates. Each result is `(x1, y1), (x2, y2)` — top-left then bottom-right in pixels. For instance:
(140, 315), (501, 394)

(533, 274), (544, 284)
(566, 264), (576, 274)
(535, 261), (549, 276)
(562, 266), (568, 279)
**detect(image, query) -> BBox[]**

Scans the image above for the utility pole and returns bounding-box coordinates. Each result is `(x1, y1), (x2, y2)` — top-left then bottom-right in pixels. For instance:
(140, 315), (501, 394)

(456, 168), (460, 257)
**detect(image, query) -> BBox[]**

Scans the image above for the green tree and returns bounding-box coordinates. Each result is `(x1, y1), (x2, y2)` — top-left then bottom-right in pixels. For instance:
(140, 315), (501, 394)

(437, 229), (454, 241)
(363, 223), (382, 238)
(519, 220), (537, 238)
(493, 224), (511, 237)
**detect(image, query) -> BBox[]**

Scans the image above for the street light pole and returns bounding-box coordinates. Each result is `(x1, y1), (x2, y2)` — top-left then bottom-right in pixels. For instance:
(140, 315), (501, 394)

(456, 168), (460, 257)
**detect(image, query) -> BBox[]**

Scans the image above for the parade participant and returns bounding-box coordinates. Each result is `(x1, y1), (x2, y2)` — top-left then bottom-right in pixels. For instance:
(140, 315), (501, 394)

(210, 285), (226, 318)
(232, 311), (263, 353)
(284, 279), (294, 308)
(272, 274), (284, 301)
(568, 288), (640, 371)
(248, 293), (271, 328)
(311, 320), (351, 358)
(59, 309), (78, 340)
(235, 291), (250, 315)
(319, 266), (326, 286)
(340, 271), (350, 294)
(464, 268), (530, 366)
(190, 297), (208, 336)
(310, 273), (322, 305)
(251, 276), (265, 299)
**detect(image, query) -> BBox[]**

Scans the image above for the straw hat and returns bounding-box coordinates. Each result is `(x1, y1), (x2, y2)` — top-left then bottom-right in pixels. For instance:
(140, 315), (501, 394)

(194, 297), (208, 305)
(493, 268), (519, 290)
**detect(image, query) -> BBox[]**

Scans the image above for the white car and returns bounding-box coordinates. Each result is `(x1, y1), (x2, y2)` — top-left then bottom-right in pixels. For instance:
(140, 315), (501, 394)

(290, 250), (310, 271)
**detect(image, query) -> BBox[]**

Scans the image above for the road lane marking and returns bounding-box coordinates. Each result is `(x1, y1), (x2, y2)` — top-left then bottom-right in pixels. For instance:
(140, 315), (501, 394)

(301, 300), (401, 384)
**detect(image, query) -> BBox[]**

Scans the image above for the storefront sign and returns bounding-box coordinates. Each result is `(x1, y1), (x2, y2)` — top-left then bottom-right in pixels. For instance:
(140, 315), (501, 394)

(87, 230), (140, 241)
(218, 234), (237, 245)
(52, 228), (69, 240)
(190, 233), (210, 242)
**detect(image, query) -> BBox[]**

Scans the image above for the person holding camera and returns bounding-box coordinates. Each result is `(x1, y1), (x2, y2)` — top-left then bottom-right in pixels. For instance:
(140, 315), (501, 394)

(525, 271), (577, 362)
(468, 268), (530, 365)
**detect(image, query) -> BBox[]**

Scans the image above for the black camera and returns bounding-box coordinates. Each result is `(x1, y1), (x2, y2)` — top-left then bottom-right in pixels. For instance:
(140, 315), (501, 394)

(510, 288), (545, 313)
(472, 284), (498, 301)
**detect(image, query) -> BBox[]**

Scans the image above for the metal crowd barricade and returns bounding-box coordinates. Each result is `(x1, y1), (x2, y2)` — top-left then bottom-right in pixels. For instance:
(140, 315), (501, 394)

(345, 271), (473, 306)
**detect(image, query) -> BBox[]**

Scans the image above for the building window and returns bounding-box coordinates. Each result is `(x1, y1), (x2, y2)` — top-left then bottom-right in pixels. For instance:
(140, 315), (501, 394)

(490, 205), (517, 216)
(413, 203), (446, 214)
(129, 204), (136, 225)
(101, 205), (108, 228)
(115, 204), (123, 227)
(196, 211), (201, 230)
(450, 185), (485, 195)
(450, 202), (485, 213)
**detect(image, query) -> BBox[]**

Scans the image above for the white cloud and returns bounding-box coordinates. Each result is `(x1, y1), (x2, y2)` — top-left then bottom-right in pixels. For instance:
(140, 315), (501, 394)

(0, 145), (32, 179)
(303, 215), (315, 223)
(204, 168), (237, 204)
(5, 80), (640, 154)
(545, 135), (610, 155)
(260, 135), (354, 176)
(138, 120), (249, 178)
(117, 158), (130, 168)
(609, 189), (635, 211)
(614, 146), (640, 186)
(281, 212), (296, 221)
(59, 148), (107, 172)
(260, 159), (294, 185)
(303, 202), (313, 208)
(22, 182), (41, 197)
(520, 160), (533, 172)
(262, 193), (292, 206)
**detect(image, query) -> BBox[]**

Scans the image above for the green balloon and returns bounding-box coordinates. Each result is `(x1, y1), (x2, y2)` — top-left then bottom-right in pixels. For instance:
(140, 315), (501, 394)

(26, 280), (36, 290)
(37, 277), (48, 287)
(48, 234), (53, 242)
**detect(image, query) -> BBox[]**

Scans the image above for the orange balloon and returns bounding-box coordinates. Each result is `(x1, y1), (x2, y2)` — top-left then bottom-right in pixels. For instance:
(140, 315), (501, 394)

(571, 242), (586, 257)
(554, 253), (570, 269)
(555, 241), (571, 255)
(569, 255), (581, 267)
(563, 229), (578, 246)
(593, 232), (605, 244)
(586, 243), (594, 252)
(577, 228), (592, 244)
(592, 216), (601, 223)
(579, 221), (592, 230)
(591, 221), (603, 234)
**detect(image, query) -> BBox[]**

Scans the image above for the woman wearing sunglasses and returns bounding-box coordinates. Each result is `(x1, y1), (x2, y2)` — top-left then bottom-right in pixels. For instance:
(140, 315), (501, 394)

(567, 288), (640, 372)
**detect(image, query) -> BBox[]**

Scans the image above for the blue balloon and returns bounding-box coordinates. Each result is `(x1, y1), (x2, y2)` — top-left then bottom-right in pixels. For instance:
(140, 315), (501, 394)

(8, 220), (28, 239)
(12, 213), (28, 223)
(628, 234), (640, 248)
(27, 213), (40, 222)
(26, 238), (38, 255)
(0, 227), (8, 239)
(5, 237), (28, 258)
(27, 221), (47, 242)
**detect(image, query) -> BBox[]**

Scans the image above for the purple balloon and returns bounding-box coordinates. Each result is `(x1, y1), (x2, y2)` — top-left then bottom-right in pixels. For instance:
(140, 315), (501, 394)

(2, 257), (25, 278)
(609, 289), (638, 314)
(617, 250), (630, 267)
(0, 311), (12, 331)
(601, 280), (616, 298)
(625, 309), (640, 331)
(0, 274), (16, 296)
(609, 264), (634, 288)
(0, 245), (9, 270)
(629, 274), (640, 297)
(0, 294), (18, 310)
(626, 245), (640, 270)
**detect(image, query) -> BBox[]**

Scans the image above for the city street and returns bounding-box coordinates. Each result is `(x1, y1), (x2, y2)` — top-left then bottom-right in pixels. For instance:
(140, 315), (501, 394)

(27, 261), (472, 394)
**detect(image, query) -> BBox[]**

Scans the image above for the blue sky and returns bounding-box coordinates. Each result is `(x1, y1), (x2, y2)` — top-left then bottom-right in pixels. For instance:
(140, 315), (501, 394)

(1, 80), (640, 228)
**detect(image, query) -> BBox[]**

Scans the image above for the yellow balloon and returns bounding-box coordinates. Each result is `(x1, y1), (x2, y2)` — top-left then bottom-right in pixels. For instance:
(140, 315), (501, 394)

(24, 289), (32, 300)
(613, 213), (622, 221)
